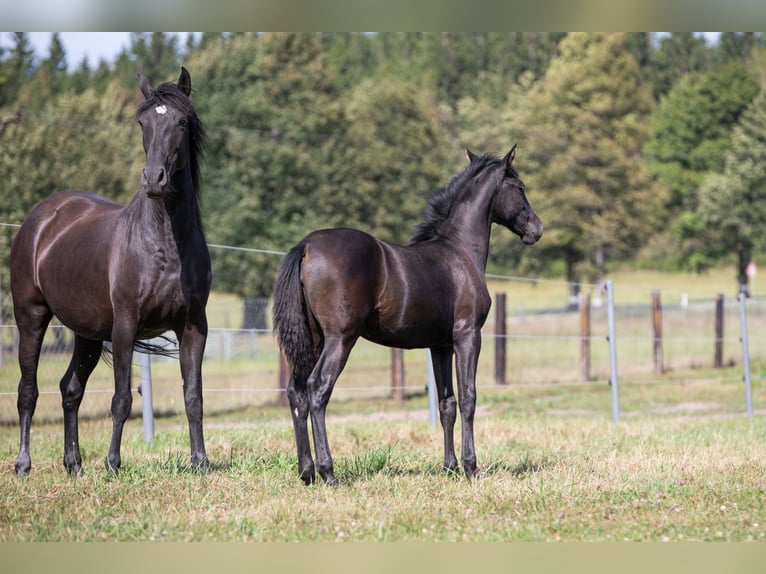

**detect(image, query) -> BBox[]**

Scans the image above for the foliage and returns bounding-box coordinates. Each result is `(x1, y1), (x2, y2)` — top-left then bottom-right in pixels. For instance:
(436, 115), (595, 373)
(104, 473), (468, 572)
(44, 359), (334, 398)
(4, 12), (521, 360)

(514, 33), (663, 292)
(683, 89), (766, 288)
(644, 62), (759, 212)
(185, 33), (346, 301)
(3, 32), (766, 301)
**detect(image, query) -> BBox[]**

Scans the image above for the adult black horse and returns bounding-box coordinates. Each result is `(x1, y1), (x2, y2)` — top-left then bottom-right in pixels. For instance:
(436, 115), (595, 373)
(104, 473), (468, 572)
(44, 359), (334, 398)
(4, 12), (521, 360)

(273, 145), (543, 485)
(10, 68), (211, 476)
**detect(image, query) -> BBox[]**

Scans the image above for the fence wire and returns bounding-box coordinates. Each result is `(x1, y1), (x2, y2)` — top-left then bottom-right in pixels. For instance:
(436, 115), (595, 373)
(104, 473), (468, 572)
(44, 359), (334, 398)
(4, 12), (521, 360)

(0, 274), (763, 427)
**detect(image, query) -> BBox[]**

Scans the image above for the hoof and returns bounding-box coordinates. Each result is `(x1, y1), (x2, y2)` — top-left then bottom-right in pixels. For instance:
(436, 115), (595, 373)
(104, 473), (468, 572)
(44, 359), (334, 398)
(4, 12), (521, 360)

(65, 463), (84, 477)
(104, 456), (121, 477)
(14, 462), (30, 477)
(192, 456), (210, 474)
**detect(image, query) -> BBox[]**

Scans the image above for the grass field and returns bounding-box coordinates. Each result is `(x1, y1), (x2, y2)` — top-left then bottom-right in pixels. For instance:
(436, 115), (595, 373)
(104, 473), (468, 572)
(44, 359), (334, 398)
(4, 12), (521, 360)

(1, 265), (765, 542)
(1, 379), (765, 542)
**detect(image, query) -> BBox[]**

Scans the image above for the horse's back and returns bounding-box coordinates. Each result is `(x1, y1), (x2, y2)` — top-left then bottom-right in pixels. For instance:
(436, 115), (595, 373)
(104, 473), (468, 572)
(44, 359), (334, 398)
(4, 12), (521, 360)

(11, 190), (124, 336)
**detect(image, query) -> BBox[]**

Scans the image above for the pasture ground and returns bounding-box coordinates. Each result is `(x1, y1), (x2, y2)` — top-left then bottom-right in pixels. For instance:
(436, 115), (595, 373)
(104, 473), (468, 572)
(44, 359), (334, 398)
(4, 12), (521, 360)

(1, 378), (764, 542)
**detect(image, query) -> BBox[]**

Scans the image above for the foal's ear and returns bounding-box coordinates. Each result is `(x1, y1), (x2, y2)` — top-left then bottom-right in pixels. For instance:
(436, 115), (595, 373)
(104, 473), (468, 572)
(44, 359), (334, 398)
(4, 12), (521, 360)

(138, 73), (153, 99)
(503, 143), (518, 167)
(178, 67), (192, 97)
(466, 148), (479, 163)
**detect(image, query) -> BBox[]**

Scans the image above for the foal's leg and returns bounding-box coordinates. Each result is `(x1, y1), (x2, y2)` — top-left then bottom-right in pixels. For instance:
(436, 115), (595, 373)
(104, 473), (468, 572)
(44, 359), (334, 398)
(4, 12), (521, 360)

(308, 335), (356, 486)
(454, 331), (481, 479)
(14, 307), (52, 476)
(178, 316), (209, 471)
(286, 372), (315, 485)
(61, 335), (102, 475)
(430, 347), (459, 473)
(105, 322), (136, 474)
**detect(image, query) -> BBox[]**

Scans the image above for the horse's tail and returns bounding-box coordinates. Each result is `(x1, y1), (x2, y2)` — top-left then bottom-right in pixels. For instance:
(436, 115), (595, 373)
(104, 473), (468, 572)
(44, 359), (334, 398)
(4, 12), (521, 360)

(99, 336), (180, 366)
(272, 241), (316, 381)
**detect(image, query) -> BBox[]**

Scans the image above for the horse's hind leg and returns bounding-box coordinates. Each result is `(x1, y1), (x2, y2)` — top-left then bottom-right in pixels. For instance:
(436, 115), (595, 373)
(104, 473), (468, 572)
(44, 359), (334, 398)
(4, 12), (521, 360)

(60, 335), (102, 475)
(308, 336), (356, 486)
(14, 307), (52, 476)
(430, 347), (459, 473)
(287, 371), (315, 485)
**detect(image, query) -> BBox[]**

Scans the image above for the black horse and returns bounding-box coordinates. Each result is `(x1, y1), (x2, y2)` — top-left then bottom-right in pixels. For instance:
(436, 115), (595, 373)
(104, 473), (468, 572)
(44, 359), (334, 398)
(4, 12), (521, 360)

(273, 145), (543, 485)
(10, 68), (211, 476)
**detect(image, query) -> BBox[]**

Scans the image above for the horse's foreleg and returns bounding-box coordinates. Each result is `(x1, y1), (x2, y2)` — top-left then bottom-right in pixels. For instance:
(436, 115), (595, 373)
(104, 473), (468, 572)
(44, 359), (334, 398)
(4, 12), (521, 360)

(308, 337), (354, 486)
(14, 313), (51, 476)
(60, 336), (102, 475)
(178, 317), (209, 472)
(454, 332), (481, 479)
(287, 375), (315, 485)
(430, 347), (459, 473)
(106, 325), (135, 475)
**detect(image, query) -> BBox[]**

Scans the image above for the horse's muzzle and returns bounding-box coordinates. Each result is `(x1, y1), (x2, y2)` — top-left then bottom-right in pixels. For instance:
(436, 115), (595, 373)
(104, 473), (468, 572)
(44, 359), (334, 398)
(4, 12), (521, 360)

(521, 221), (544, 245)
(142, 165), (169, 199)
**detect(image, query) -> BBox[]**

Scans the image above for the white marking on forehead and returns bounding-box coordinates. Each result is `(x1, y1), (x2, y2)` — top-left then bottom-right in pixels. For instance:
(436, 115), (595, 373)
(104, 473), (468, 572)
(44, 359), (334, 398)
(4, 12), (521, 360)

(155, 105), (168, 115)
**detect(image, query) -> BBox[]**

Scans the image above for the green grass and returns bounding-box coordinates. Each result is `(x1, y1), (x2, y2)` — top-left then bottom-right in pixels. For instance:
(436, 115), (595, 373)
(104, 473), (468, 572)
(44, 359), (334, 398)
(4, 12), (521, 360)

(1, 265), (765, 542)
(1, 378), (765, 542)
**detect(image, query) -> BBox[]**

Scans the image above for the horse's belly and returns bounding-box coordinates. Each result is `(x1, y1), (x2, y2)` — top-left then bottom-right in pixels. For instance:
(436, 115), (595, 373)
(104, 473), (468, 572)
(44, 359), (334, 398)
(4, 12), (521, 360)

(363, 312), (453, 349)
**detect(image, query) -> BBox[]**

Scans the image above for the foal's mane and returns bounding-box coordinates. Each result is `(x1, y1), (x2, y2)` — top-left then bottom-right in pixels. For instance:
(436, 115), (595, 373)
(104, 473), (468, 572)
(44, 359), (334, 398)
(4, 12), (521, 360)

(136, 81), (207, 209)
(408, 153), (506, 244)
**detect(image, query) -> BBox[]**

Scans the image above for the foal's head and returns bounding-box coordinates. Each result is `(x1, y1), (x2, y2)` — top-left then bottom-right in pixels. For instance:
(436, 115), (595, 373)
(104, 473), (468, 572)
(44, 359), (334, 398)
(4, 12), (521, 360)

(136, 67), (205, 200)
(467, 145), (543, 245)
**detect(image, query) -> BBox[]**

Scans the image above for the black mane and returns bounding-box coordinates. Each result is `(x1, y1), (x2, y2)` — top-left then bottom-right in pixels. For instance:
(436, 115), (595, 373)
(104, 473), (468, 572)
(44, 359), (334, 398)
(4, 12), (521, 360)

(136, 81), (206, 203)
(408, 153), (504, 244)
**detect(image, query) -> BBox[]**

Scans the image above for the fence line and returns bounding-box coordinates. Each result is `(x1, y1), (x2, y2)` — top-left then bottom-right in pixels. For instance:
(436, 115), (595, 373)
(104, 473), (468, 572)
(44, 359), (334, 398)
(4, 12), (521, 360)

(0, 232), (762, 431)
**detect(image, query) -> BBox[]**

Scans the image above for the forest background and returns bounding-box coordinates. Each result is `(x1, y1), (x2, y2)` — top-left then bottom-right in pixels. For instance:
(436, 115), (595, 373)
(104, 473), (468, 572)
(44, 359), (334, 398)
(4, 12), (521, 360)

(1, 31), (766, 324)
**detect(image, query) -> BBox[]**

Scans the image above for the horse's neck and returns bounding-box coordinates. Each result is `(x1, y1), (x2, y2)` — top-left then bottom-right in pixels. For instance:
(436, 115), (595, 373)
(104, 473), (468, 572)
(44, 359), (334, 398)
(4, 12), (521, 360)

(442, 191), (494, 272)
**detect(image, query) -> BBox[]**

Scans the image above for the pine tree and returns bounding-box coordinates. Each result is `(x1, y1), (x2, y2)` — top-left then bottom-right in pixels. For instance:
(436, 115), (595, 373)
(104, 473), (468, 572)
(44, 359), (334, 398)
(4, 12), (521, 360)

(692, 90), (766, 294)
(515, 33), (663, 305)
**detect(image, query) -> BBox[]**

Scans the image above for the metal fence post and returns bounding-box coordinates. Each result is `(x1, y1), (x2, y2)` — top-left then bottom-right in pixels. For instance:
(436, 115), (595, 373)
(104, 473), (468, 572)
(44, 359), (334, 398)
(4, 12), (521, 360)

(605, 280), (620, 423)
(139, 351), (155, 443)
(737, 293), (753, 419)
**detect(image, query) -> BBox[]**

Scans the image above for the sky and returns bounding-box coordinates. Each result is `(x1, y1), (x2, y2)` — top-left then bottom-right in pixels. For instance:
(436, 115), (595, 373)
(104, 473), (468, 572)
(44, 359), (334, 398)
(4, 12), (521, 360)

(24, 32), (195, 71)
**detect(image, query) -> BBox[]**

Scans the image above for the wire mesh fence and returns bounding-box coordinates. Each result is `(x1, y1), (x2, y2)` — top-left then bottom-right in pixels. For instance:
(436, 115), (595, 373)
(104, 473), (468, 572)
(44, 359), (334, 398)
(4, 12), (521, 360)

(1, 273), (763, 427)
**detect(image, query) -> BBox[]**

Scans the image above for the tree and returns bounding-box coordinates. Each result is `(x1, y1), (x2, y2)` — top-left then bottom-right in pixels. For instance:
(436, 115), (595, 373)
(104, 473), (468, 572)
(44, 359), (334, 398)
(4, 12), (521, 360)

(644, 63), (759, 224)
(187, 33), (346, 326)
(515, 33), (663, 305)
(16, 33), (69, 110)
(324, 77), (452, 243)
(0, 33), (35, 107)
(650, 32), (710, 98)
(684, 89), (766, 294)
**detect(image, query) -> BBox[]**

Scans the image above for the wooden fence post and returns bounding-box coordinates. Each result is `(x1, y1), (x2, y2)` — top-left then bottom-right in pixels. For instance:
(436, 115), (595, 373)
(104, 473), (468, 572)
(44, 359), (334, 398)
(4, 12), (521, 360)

(579, 291), (591, 382)
(714, 294), (724, 368)
(652, 290), (663, 375)
(494, 292), (506, 385)
(278, 349), (290, 407)
(391, 348), (405, 401)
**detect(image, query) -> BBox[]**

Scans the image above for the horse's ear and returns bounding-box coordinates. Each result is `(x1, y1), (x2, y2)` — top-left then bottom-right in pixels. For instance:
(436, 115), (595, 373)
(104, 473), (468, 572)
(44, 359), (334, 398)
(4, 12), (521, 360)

(503, 143), (517, 167)
(466, 148), (479, 163)
(178, 67), (192, 96)
(138, 73), (153, 99)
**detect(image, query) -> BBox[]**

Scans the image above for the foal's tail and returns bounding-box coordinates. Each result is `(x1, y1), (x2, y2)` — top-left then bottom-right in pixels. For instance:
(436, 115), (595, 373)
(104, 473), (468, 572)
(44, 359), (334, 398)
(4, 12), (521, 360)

(272, 241), (316, 381)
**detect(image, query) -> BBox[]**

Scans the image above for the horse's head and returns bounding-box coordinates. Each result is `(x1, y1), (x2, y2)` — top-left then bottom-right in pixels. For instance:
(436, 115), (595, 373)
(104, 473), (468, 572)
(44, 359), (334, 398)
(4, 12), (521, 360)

(136, 67), (201, 200)
(468, 145), (543, 245)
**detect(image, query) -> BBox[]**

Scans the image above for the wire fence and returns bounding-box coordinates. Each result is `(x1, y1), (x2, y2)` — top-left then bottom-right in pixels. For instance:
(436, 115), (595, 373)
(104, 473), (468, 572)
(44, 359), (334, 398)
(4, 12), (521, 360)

(0, 236), (763, 429)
